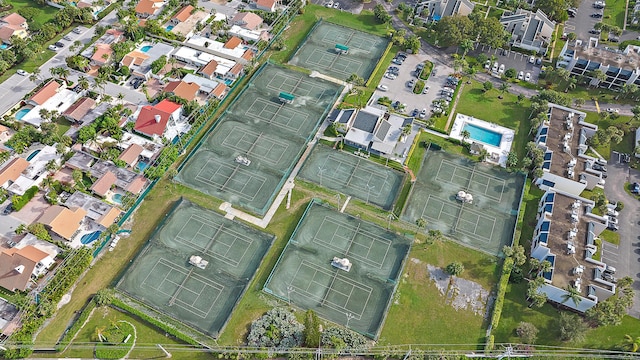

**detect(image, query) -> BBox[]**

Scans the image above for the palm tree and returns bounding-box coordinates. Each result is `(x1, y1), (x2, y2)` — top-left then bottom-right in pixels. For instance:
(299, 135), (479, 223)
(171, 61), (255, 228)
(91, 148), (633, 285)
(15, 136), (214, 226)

(623, 334), (640, 352)
(461, 129), (470, 142)
(117, 92), (125, 104)
(459, 39), (474, 58)
(28, 68), (41, 83)
(78, 76), (90, 91)
(478, 148), (489, 162)
(590, 69), (606, 87)
(498, 82), (510, 99)
(561, 285), (582, 306)
(565, 77), (577, 92)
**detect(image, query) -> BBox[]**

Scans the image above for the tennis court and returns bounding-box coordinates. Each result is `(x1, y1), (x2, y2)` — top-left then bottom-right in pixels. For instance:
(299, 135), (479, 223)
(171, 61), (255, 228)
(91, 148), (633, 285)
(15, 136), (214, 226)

(176, 64), (342, 216)
(264, 201), (411, 339)
(298, 144), (405, 210)
(289, 21), (389, 81)
(116, 199), (274, 337)
(401, 150), (525, 257)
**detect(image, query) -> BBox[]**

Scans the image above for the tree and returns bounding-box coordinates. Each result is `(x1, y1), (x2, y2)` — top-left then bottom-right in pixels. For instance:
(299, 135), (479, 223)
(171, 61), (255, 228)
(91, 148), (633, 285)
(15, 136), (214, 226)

(566, 32), (577, 42)
(498, 82), (510, 99)
(373, 4), (391, 23)
(72, 169), (84, 190)
(303, 310), (321, 348)
(247, 308), (304, 348)
(461, 129), (470, 142)
(516, 322), (538, 344)
(527, 277), (548, 308)
(346, 73), (364, 86)
(151, 55), (167, 74)
(475, 17), (508, 48)
(459, 39), (474, 58)
(517, 93), (525, 104)
(623, 334), (640, 352)
(14, 223), (27, 235)
(590, 69), (606, 85)
(452, 58), (468, 74)
(27, 223), (52, 242)
(574, 98), (585, 108)
(483, 81), (493, 92)
(535, 0), (569, 22)
(445, 261), (464, 276)
(561, 284), (582, 307)
(506, 152), (518, 168)
(557, 312), (588, 342)
(416, 218), (426, 228)
(94, 288), (115, 306)
(504, 68), (516, 79)
(433, 15), (474, 47)
(405, 35), (421, 53)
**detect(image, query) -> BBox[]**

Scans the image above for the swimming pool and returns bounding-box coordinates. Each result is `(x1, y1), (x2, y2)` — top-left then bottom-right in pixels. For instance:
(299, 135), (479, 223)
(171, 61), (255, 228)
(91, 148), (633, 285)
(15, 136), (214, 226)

(140, 45), (153, 52)
(81, 231), (102, 245)
(136, 161), (149, 172)
(15, 108), (31, 120)
(26, 149), (41, 161)
(0, 44), (8, 49)
(463, 123), (502, 147)
(113, 193), (123, 204)
(166, 25), (174, 31)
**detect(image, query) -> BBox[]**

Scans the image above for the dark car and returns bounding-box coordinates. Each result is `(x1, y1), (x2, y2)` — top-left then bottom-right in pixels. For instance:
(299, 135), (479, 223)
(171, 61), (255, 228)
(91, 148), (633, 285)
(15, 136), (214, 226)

(589, 29), (601, 34)
(591, 13), (603, 18)
(622, 153), (631, 163)
(3, 203), (13, 215)
(631, 182), (640, 194)
(55, 41), (65, 48)
(132, 79), (143, 89)
(607, 223), (619, 231)
(592, 163), (607, 172)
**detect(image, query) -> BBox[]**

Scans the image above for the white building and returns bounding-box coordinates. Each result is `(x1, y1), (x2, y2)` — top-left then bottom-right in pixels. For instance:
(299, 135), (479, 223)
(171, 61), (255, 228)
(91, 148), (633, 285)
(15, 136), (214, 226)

(500, 9), (555, 54)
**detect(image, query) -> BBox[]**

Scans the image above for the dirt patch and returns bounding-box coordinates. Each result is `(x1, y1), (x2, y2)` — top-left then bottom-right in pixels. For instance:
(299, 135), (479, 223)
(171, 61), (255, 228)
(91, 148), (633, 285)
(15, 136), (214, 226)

(427, 264), (492, 318)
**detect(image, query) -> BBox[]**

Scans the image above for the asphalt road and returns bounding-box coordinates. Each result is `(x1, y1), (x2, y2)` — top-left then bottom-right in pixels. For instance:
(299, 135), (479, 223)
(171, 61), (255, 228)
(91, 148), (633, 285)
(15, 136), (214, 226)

(603, 154), (640, 318)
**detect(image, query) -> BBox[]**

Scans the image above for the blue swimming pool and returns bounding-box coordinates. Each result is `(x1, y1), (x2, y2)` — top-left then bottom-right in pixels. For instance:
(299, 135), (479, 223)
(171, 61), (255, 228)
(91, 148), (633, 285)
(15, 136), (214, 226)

(113, 193), (123, 204)
(15, 108), (31, 120)
(0, 44), (8, 49)
(81, 231), (102, 245)
(166, 25), (174, 31)
(463, 123), (502, 147)
(26, 149), (41, 161)
(140, 45), (153, 52)
(136, 161), (149, 172)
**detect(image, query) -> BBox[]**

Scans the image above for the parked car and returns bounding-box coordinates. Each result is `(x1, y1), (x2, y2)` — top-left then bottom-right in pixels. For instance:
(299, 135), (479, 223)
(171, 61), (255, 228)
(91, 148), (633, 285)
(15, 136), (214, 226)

(492, 62), (498, 72)
(63, 35), (72, 41)
(388, 66), (399, 72)
(377, 84), (388, 91)
(392, 58), (403, 65)
(602, 272), (617, 282)
(607, 215), (618, 225)
(407, 79), (416, 88)
(592, 163), (607, 172)
(54, 41), (65, 48)
(604, 265), (616, 274)
(16, 69), (27, 76)
(72, 27), (83, 34)
(591, 13), (603, 18)
(419, 108), (427, 119)
(631, 182), (640, 194)
(397, 52), (407, 59)
(589, 29), (601, 34)
(333, 2), (339, 8)
(525, 72), (531, 81)
(498, 64), (505, 74)
(621, 153), (631, 163)
(535, 58), (542, 66)
(325, 1), (333, 7)
(423, 86), (430, 94)
(606, 208), (619, 217)
(606, 107), (619, 113)
(48, 45), (59, 51)
(384, 72), (397, 80)
(3, 203), (13, 215)
(529, 55), (535, 64)
(607, 223), (619, 231)
(518, 71), (524, 80)
(411, 108), (419, 117)
(484, 60), (491, 69)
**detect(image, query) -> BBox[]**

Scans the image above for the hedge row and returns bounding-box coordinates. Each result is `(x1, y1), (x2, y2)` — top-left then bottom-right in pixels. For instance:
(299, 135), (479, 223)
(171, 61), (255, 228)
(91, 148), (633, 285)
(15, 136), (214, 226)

(56, 298), (97, 351)
(110, 297), (200, 346)
(12, 186), (39, 211)
(485, 256), (514, 351)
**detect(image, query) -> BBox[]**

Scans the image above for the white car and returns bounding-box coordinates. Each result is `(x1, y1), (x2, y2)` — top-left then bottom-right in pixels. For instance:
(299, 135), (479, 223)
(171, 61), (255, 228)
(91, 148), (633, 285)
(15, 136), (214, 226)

(423, 85), (430, 94)
(325, 1), (333, 7)
(333, 2), (339, 8)
(484, 60), (491, 69)
(419, 108), (427, 119)
(498, 64), (505, 74)
(524, 72), (531, 81)
(48, 45), (59, 51)
(492, 62), (498, 72)
(606, 108), (619, 113)
(377, 84), (388, 91)
(518, 71), (524, 80)
(16, 69), (28, 76)
(384, 72), (396, 80)
(529, 55), (535, 64)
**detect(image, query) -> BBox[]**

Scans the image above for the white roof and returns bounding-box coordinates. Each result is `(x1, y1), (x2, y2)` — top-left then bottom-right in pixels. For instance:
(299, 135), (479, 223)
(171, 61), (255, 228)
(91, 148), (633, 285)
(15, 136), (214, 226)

(344, 127), (373, 147)
(186, 35), (246, 60)
(228, 25), (263, 42)
(173, 46), (217, 67)
(538, 283), (597, 313)
(182, 73), (224, 93)
(22, 89), (81, 126)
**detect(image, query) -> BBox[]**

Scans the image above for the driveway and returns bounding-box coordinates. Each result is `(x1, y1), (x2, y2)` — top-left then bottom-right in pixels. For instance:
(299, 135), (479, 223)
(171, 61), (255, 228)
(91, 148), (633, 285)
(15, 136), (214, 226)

(603, 153), (640, 318)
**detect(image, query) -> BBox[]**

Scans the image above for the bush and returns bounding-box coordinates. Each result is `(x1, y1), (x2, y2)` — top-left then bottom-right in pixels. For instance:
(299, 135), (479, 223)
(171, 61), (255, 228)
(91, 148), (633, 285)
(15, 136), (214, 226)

(12, 186), (39, 211)
(558, 312), (588, 342)
(321, 327), (367, 352)
(303, 310), (321, 348)
(615, 201), (624, 211)
(516, 322), (538, 344)
(445, 261), (464, 276)
(247, 308), (304, 349)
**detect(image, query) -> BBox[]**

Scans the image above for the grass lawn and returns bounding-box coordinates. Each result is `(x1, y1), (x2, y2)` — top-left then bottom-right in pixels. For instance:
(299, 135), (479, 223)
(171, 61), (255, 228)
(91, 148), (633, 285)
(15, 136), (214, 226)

(54, 117), (72, 136)
(454, 80), (532, 162)
(379, 240), (499, 346)
(603, 0), (627, 28)
(61, 306), (211, 360)
(583, 111), (638, 160)
(5, 0), (58, 27)
(599, 229), (620, 245)
(550, 24), (565, 61)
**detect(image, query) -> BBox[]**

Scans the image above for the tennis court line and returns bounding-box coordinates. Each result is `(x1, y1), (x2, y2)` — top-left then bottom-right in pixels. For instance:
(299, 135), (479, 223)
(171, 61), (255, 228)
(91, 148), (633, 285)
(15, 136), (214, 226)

(419, 195), (496, 244)
(220, 127), (291, 166)
(194, 158), (267, 202)
(244, 98), (310, 133)
(436, 159), (506, 202)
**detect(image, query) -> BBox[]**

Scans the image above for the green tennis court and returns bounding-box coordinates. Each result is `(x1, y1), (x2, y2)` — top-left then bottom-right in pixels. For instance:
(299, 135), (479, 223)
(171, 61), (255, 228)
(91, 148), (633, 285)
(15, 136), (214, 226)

(264, 201), (411, 339)
(298, 144), (405, 210)
(289, 21), (389, 81)
(176, 63), (342, 216)
(401, 150), (525, 257)
(116, 199), (274, 338)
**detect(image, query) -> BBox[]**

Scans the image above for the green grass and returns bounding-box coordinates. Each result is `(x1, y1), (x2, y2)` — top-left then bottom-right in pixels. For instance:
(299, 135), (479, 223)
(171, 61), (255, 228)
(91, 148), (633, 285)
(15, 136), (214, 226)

(418, 60), (433, 81)
(583, 111), (638, 160)
(599, 229), (620, 245)
(454, 80), (532, 162)
(550, 24), (565, 61)
(5, 0), (57, 27)
(487, 6), (504, 19)
(54, 117), (72, 136)
(379, 240), (499, 346)
(62, 306), (211, 359)
(603, 0), (627, 28)
(624, 181), (640, 200)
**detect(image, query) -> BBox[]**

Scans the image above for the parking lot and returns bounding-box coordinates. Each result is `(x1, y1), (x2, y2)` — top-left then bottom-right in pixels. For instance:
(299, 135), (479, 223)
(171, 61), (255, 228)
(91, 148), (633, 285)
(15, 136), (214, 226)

(471, 45), (541, 83)
(371, 53), (454, 120)
(565, 0), (603, 42)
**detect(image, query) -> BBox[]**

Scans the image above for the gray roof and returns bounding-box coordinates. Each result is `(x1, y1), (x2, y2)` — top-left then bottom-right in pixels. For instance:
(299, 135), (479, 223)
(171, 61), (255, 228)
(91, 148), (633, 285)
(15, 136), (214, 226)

(64, 191), (118, 221)
(374, 120), (391, 141)
(66, 152), (96, 171)
(336, 109), (355, 124)
(352, 111), (378, 132)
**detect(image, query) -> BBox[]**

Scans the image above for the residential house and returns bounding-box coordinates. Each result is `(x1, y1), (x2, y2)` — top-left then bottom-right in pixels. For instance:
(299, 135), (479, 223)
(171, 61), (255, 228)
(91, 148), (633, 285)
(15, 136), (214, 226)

(533, 103), (606, 196)
(64, 191), (123, 229)
(27, 80), (60, 107)
(167, 6), (210, 39)
(0, 13), (28, 44)
(251, 0), (276, 12)
(88, 159), (148, 195)
(23, 81), (80, 127)
(0, 297), (19, 337)
(63, 97), (96, 124)
(164, 80), (199, 101)
(182, 73), (228, 99)
(122, 43), (175, 79)
(134, 99), (184, 139)
(0, 157), (28, 189)
(186, 35), (254, 64)
(38, 205), (87, 241)
(135, 0), (164, 18)
(91, 44), (113, 66)
(414, 0), (474, 22)
(0, 245), (55, 292)
(118, 143), (144, 169)
(500, 9), (555, 54)
(0, 125), (13, 143)
(228, 25), (270, 43)
(91, 170), (117, 198)
(230, 12), (263, 30)
(530, 188), (615, 313)
(557, 42), (640, 90)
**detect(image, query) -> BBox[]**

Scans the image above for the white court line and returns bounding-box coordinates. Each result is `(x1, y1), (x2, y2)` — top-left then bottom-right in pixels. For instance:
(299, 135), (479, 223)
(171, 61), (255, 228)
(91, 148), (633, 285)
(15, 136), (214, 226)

(194, 158), (267, 202)
(244, 98), (310, 133)
(220, 126), (290, 165)
(318, 155), (391, 196)
(304, 48), (364, 76)
(437, 159), (506, 202)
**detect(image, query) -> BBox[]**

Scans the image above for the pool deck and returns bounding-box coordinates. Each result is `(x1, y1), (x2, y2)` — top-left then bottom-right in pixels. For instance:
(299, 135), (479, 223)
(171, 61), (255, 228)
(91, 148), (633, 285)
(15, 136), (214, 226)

(449, 113), (514, 167)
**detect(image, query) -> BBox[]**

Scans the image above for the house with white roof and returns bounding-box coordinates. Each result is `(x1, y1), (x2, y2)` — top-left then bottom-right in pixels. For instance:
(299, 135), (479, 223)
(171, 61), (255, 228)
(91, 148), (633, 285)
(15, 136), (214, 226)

(228, 25), (269, 43)
(500, 9), (555, 54)
(185, 35), (254, 64)
(342, 106), (413, 158)
(8, 146), (60, 196)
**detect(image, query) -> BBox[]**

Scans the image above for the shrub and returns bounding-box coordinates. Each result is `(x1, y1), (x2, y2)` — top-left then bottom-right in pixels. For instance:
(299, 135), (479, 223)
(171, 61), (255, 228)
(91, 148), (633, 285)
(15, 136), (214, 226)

(516, 322), (538, 344)
(558, 312), (588, 342)
(303, 310), (321, 348)
(94, 321), (135, 359)
(12, 186), (39, 211)
(247, 308), (304, 349)
(321, 327), (367, 352)
(615, 201), (624, 211)
(445, 261), (464, 276)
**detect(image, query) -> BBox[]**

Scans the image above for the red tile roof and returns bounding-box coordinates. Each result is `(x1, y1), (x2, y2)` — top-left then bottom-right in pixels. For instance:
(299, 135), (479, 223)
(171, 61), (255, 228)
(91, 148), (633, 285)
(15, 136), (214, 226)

(256, 0), (276, 10)
(134, 100), (181, 137)
(231, 12), (263, 30)
(212, 83), (227, 98)
(223, 36), (242, 49)
(91, 171), (117, 197)
(126, 176), (147, 194)
(164, 81), (199, 101)
(1, 13), (27, 26)
(229, 63), (244, 75)
(0, 157), (28, 186)
(118, 143), (144, 167)
(135, 0), (157, 15)
(29, 80), (60, 105)
(241, 49), (254, 61)
(200, 59), (218, 76)
(173, 5), (194, 22)
(63, 97), (96, 122)
(92, 44), (113, 64)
